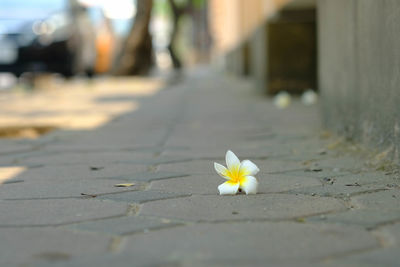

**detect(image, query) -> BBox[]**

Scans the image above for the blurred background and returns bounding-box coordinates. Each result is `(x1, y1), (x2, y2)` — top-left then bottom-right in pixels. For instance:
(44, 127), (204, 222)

(0, 0), (210, 85)
(4, 0), (397, 161)
(0, 0), (316, 94)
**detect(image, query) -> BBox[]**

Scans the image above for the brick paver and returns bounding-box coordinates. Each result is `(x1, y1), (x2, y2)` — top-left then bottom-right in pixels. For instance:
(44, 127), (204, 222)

(0, 69), (399, 266)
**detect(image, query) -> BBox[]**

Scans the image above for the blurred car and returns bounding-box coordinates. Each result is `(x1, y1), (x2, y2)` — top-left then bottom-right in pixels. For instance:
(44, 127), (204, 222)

(0, 0), (96, 77)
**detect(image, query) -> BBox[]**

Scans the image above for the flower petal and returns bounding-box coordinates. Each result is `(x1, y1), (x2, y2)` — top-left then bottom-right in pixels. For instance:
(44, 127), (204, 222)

(214, 162), (229, 179)
(239, 160), (260, 176)
(218, 181), (239, 195)
(226, 150), (240, 171)
(240, 176), (258, 195)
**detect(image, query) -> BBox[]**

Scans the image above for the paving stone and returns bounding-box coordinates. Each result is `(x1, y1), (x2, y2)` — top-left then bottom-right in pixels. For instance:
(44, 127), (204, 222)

(0, 176), (146, 199)
(0, 228), (110, 267)
(260, 141), (327, 158)
(3, 147), (55, 157)
(35, 256), (329, 267)
(283, 169), (351, 179)
(19, 151), (157, 166)
(42, 144), (187, 154)
(42, 143), (161, 154)
(351, 189), (400, 210)
(159, 137), (325, 160)
(312, 156), (366, 171)
(332, 171), (399, 186)
(149, 174), (220, 195)
(157, 160), (218, 174)
(122, 222), (377, 265)
(289, 184), (388, 198)
(67, 215), (180, 236)
(1, 68), (399, 266)
(0, 154), (21, 166)
(158, 159), (306, 175)
(267, 153), (321, 163)
(160, 149), (216, 161)
(379, 222), (400, 245)
(32, 222), (377, 267)
(0, 141), (34, 156)
(253, 174), (321, 193)
(327, 247), (400, 267)
(49, 127), (170, 148)
(150, 174), (321, 195)
(139, 194), (346, 222)
(0, 199), (127, 226)
(13, 164), (149, 181)
(118, 156), (193, 165)
(308, 209), (400, 228)
(255, 160), (308, 174)
(98, 190), (190, 204)
(102, 171), (190, 182)
(164, 131), (254, 149)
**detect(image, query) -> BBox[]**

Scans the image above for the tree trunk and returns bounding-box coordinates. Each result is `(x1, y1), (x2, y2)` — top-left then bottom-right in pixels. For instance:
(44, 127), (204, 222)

(167, 0), (193, 70)
(191, 1), (211, 63)
(167, 10), (182, 69)
(114, 0), (153, 75)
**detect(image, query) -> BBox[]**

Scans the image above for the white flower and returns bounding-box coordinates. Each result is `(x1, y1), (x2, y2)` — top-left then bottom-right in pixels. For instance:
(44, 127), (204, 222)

(214, 150), (259, 195)
(273, 91), (291, 109)
(301, 89), (318, 106)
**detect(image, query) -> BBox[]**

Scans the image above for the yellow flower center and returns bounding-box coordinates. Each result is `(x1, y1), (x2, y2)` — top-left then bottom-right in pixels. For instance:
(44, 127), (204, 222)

(225, 164), (249, 185)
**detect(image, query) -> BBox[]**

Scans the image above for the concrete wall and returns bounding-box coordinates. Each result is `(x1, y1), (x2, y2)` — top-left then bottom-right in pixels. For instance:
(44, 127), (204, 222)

(318, 0), (400, 162)
(208, 0), (292, 56)
(216, 2), (317, 95)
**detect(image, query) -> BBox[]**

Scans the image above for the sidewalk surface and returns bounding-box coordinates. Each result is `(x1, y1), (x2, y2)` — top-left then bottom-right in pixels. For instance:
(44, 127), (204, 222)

(0, 68), (399, 267)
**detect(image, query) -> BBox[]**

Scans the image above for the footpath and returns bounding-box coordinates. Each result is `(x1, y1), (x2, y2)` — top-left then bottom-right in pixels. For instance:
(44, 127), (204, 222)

(0, 68), (399, 267)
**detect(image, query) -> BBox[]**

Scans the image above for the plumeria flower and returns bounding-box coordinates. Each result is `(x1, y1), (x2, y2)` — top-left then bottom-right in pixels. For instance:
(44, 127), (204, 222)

(273, 91), (291, 109)
(301, 89), (318, 106)
(214, 150), (259, 195)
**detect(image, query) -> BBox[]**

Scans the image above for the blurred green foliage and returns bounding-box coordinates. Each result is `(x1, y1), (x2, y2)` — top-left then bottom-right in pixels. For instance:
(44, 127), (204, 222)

(153, 0), (206, 16)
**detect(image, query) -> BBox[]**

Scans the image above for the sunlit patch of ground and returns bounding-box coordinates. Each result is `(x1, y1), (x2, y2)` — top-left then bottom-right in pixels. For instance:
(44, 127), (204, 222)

(0, 167), (26, 184)
(0, 75), (163, 138)
(0, 125), (57, 139)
